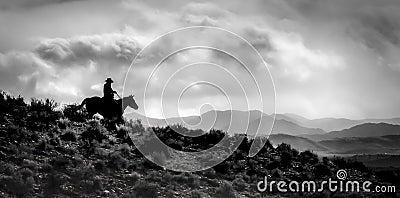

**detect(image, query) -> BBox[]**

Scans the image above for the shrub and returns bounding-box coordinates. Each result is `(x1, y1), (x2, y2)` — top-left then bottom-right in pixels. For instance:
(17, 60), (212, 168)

(266, 160), (279, 170)
(1, 124), (29, 143)
(216, 180), (236, 198)
(51, 156), (71, 169)
(280, 151), (293, 168)
(43, 171), (68, 196)
(125, 119), (146, 134)
(132, 182), (158, 198)
(81, 120), (107, 143)
(314, 163), (332, 178)
(203, 168), (216, 179)
(232, 176), (247, 191)
(299, 150), (319, 165)
(21, 159), (38, 172)
(214, 161), (230, 174)
(60, 130), (77, 142)
(124, 172), (141, 184)
(79, 175), (103, 194)
(276, 143), (292, 153)
(57, 118), (70, 129)
(0, 163), (15, 176)
(62, 103), (89, 122)
(347, 160), (368, 172)
(191, 190), (206, 198)
(27, 98), (61, 131)
(0, 91), (28, 126)
(331, 157), (346, 168)
(271, 168), (282, 179)
(0, 168), (35, 195)
(170, 173), (199, 188)
(93, 160), (108, 172)
(107, 152), (128, 170)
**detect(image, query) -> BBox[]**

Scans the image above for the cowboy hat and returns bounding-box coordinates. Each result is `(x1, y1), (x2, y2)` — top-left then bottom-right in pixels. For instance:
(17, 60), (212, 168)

(105, 77), (114, 83)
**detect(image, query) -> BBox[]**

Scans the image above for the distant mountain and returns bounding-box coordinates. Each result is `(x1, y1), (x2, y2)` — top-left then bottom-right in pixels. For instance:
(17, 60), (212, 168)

(268, 134), (400, 155)
(126, 111), (400, 156)
(246, 116), (325, 137)
(284, 116), (400, 132)
(127, 110), (326, 136)
(303, 123), (400, 141)
(326, 123), (400, 138)
(273, 113), (310, 125)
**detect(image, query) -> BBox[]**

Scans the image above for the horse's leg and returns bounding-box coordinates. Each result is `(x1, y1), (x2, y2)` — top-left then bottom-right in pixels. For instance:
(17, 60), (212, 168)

(116, 115), (124, 124)
(87, 111), (95, 118)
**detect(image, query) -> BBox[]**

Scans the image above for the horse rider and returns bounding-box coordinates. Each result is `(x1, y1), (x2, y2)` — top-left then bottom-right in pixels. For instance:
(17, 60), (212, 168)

(103, 77), (117, 109)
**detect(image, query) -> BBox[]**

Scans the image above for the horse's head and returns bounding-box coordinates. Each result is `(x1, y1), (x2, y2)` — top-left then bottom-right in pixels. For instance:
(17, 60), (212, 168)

(124, 94), (139, 110)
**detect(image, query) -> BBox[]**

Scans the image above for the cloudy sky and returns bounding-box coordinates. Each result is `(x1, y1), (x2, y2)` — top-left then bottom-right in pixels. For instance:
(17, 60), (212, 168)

(1, 0), (400, 119)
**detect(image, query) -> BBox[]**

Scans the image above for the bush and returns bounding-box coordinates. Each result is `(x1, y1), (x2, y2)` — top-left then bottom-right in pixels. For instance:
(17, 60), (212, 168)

(1, 124), (30, 143)
(299, 150), (319, 165)
(93, 160), (108, 172)
(107, 152), (128, 170)
(0, 168), (35, 195)
(124, 172), (141, 184)
(280, 151), (293, 168)
(314, 163), (332, 178)
(271, 168), (282, 179)
(125, 119), (146, 134)
(0, 91), (28, 125)
(81, 120), (107, 143)
(276, 143), (292, 153)
(51, 156), (71, 169)
(214, 161), (230, 174)
(63, 103), (89, 122)
(169, 173), (200, 188)
(191, 190), (206, 198)
(232, 176), (247, 191)
(60, 130), (77, 142)
(43, 171), (68, 196)
(216, 180), (236, 198)
(27, 98), (61, 131)
(132, 182), (158, 198)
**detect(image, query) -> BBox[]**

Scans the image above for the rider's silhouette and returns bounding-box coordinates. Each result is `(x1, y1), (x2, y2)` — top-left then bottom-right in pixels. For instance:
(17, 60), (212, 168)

(103, 77), (117, 109)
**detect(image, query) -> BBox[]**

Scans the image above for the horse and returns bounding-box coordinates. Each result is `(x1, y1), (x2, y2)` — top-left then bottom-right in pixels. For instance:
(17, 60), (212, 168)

(80, 95), (138, 122)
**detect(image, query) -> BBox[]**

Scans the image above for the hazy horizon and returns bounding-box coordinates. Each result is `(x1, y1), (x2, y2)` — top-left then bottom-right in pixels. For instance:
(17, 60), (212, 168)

(124, 108), (400, 120)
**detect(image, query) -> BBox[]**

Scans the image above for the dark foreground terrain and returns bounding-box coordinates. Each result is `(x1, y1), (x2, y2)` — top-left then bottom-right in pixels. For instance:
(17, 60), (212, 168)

(0, 91), (399, 197)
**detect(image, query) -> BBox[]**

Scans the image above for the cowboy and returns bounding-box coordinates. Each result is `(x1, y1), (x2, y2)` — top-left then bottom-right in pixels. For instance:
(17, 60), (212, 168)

(103, 77), (117, 108)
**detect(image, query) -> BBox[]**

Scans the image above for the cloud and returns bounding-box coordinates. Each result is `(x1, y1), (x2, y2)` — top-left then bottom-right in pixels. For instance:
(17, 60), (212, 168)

(1, 33), (143, 104)
(35, 33), (141, 67)
(0, 0), (86, 10)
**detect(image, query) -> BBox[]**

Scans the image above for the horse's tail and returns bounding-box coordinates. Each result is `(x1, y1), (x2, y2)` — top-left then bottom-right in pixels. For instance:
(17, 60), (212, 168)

(80, 98), (87, 109)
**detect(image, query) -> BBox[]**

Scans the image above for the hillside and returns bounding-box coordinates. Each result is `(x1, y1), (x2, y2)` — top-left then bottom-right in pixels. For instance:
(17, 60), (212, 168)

(0, 91), (399, 197)
(349, 154), (400, 168)
(268, 134), (328, 152)
(319, 135), (400, 154)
